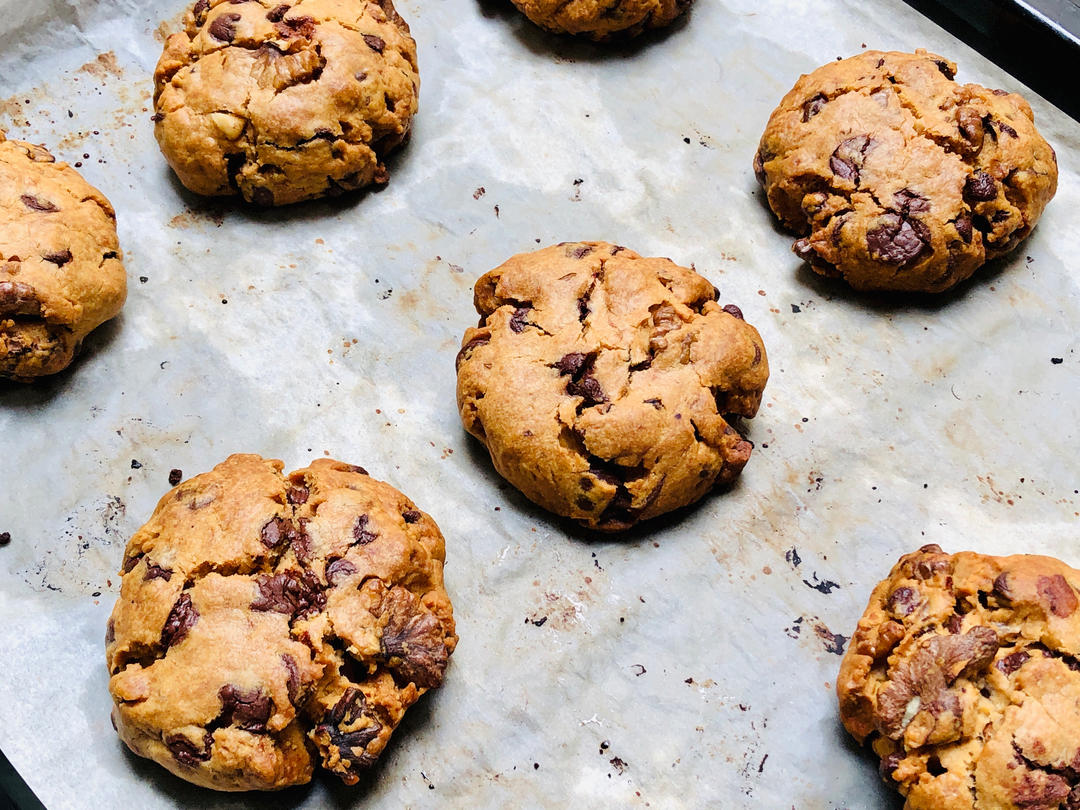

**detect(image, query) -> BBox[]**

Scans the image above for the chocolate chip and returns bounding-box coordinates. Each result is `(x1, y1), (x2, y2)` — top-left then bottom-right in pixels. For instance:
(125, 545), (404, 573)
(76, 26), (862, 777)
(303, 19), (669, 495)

(509, 306), (531, 333)
(251, 570), (325, 618)
(208, 12), (241, 42)
(963, 171), (997, 203)
(1038, 574), (1079, 618)
(287, 485), (309, 505)
(193, 0), (210, 23)
(217, 685), (273, 732)
(997, 121), (1018, 138)
(314, 687), (381, 767)
(886, 586), (918, 617)
(829, 135), (871, 185)
(576, 495), (593, 511)
(251, 187), (274, 207)
(644, 398), (663, 409)
(42, 249), (72, 266)
(282, 654), (302, 705)
(569, 245), (593, 259)
(721, 304), (744, 320)
(165, 732), (213, 767)
(266, 3), (289, 21)
(363, 34), (385, 53)
(346, 464), (369, 476)
(402, 509), (422, 524)
(352, 514), (378, 545)
(567, 375), (607, 406)
(0, 532), (9, 547)
(105, 618), (115, 644)
(752, 149), (768, 186)
(260, 516), (294, 549)
(879, 751), (902, 779)
(555, 352), (589, 376)
(168, 469), (183, 486)
(455, 334), (490, 370)
(325, 558), (358, 585)
(144, 562), (173, 582)
(992, 572), (1013, 600)
(953, 214), (973, 243)
(893, 188), (930, 214)
(933, 59), (955, 80)
(996, 649), (1030, 675)
(792, 238), (815, 262)
(275, 14), (315, 38)
(944, 614), (963, 634)
(802, 93), (827, 122)
(161, 593), (199, 648)
(866, 213), (930, 266)
(20, 194), (57, 212)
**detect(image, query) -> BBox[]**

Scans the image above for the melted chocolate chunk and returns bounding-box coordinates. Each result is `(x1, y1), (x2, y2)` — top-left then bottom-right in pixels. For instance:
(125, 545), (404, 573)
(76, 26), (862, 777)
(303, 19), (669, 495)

(217, 685), (273, 732)
(20, 194), (57, 212)
(144, 562), (173, 582)
(802, 93), (827, 122)
(161, 593), (199, 648)
(352, 514), (378, 545)
(866, 213), (930, 266)
(208, 12), (241, 42)
(964, 171), (997, 203)
(166, 732), (213, 767)
(251, 570), (325, 618)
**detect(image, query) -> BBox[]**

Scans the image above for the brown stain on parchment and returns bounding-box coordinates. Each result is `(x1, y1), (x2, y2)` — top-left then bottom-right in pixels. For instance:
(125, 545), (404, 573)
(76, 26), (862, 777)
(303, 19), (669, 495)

(78, 52), (123, 81)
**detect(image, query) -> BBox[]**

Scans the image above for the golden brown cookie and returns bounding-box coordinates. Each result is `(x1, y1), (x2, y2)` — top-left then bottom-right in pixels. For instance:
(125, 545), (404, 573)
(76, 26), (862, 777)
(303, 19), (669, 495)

(456, 241), (768, 532)
(0, 130), (126, 381)
(838, 544), (1080, 809)
(154, 0), (419, 206)
(511, 0), (690, 40)
(106, 454), (456, 791)
(755, 50), (1058, 293)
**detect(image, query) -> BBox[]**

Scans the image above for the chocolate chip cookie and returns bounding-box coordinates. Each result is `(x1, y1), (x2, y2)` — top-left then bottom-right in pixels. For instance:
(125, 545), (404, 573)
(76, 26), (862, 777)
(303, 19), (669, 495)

(456, 242), (768, 532)
(154, 0), (419, 206)
(839, 544), (1080, 809)
(511, 0), (690, 40)
(755, 50), (1058, 292)
(0, 131), (125, 381)
(106, 455), (457, 791)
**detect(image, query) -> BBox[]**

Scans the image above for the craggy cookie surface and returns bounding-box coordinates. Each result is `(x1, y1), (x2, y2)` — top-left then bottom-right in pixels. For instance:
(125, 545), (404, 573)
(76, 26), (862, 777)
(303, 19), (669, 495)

(106, 455), (456, 791)
(755, 49), (1057, 292)
(839, 544), (1080, 809)
(154, 0), (419, 205)
(511, 0), (691, 40)
(0, 131), (125, 380)
(456, 241), (768, 531)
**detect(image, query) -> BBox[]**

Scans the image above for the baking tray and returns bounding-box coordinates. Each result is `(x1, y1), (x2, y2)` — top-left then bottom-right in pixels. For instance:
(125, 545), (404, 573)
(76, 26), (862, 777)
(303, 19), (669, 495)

(1, 0), (1078, 807)
(904, 0), (1080, 120)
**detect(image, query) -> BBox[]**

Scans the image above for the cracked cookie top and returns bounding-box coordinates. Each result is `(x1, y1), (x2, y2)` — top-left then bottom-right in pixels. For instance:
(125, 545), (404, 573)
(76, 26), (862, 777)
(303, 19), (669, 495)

(510, 0), (692, 40)
(455, 241), (768, 532)
(106, 454), (456, 791)
(755, 49), (1058, 293)
(0, 130), (126, 380)
(838, 544), (1080, 809)
(153, 0), (419, 205)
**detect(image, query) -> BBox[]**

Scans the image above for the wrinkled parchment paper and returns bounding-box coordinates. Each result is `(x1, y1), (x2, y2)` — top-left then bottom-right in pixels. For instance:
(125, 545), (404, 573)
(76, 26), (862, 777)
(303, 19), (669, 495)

(1, 0), (1078, 807)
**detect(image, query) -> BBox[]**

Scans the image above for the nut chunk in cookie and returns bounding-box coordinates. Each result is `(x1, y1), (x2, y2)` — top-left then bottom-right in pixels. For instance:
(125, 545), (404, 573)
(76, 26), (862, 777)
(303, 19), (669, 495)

(153, 0), (420, 205)
(838, 544), (1080, 809)
(106, 454), (456, 791)
(0, 130), (126, 380)
(511, 0), (692, 40)
(755, 50), (1057, 292)
(455, 241), (768, 531)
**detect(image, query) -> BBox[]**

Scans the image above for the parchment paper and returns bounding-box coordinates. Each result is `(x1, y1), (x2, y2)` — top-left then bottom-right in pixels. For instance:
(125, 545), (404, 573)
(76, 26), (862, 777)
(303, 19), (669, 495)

(0, 0), (1078, 807)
